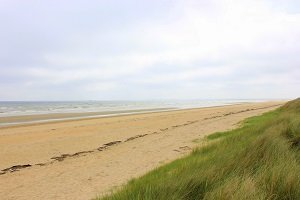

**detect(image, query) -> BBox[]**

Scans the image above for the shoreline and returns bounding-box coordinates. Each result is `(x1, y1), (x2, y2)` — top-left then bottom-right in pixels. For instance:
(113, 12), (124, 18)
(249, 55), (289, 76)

(0, 107), (177, 128)
(0, 102), (271, 128)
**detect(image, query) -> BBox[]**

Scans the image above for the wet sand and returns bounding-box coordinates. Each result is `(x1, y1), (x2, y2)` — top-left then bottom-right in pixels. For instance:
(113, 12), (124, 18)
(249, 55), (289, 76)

(0, 101), (284, 200)
(0, 107), (175, 126)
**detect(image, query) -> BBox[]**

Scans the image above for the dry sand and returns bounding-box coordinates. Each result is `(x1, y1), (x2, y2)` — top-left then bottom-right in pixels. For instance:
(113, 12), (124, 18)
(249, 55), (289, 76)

(0, 102), (284, 200)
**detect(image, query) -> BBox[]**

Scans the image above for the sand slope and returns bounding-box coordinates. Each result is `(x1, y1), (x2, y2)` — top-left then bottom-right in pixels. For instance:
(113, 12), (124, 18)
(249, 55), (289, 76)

(0, 102), (284, 200)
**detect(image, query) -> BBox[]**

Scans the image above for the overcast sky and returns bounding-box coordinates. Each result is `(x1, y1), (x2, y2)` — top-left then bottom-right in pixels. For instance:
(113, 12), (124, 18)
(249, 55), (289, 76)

(0, 0), (299, 100)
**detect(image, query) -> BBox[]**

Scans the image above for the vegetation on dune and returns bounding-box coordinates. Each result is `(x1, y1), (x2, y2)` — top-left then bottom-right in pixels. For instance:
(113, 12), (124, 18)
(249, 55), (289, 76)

(98, 98), (300, 200)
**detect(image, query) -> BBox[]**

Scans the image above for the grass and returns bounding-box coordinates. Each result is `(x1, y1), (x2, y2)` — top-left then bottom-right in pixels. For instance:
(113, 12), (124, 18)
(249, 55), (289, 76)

(206, 131), (230, 140)
(98, 98), (300, 200)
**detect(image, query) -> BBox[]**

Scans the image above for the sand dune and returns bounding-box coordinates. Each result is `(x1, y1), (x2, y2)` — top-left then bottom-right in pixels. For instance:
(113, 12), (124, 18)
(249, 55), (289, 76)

(0, 102), (284, 200)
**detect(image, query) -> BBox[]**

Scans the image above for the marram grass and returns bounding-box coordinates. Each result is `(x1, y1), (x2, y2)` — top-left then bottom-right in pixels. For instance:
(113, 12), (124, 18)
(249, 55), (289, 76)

(97, 98), (300, 200)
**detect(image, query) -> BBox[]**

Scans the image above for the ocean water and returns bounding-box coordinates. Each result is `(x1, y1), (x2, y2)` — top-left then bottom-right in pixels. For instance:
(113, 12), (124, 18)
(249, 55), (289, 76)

(0, 100), (266, 117)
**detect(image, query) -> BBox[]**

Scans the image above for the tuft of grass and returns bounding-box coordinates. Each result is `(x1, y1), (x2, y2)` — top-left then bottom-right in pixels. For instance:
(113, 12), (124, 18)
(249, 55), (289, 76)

(206, 131), (228, 140)
(97, 99), (300, 200)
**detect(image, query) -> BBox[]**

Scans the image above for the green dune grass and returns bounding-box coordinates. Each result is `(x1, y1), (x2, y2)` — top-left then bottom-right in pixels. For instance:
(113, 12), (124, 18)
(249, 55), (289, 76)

(98, 98), (300, 200)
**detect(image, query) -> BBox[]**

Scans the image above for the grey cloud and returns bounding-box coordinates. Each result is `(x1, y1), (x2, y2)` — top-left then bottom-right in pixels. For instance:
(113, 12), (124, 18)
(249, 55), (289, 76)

(0, 0), (299, 100)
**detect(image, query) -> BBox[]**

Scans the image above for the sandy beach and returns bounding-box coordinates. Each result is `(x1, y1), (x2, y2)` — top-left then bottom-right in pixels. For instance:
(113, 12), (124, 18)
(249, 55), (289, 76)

(0, 101), (284, 200)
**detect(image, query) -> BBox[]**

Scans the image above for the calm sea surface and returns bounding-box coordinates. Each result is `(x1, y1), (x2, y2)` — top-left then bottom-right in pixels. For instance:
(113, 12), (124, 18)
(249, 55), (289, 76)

(0, 100), (268, 117)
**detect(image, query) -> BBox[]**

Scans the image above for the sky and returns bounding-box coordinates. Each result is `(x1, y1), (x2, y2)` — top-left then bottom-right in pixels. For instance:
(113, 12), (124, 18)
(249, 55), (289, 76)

(0, 0), (300, 101)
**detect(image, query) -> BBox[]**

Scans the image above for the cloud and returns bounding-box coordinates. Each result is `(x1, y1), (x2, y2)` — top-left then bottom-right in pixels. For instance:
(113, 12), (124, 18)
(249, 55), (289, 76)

(0, 0), (299, 100)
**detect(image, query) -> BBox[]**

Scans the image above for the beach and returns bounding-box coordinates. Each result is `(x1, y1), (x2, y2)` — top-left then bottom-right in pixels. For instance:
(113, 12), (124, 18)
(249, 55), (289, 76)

(0, 101), (284, 200)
